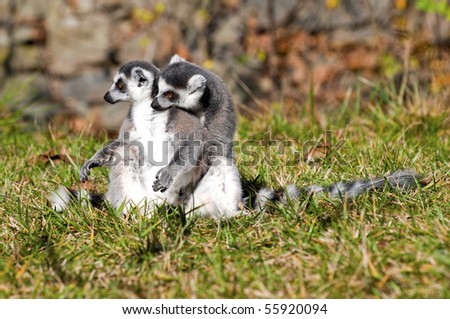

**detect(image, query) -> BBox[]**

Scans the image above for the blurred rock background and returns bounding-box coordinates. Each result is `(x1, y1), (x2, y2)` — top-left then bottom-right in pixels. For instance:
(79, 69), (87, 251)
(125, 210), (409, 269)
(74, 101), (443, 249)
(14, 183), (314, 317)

(0, 0), (449, 133)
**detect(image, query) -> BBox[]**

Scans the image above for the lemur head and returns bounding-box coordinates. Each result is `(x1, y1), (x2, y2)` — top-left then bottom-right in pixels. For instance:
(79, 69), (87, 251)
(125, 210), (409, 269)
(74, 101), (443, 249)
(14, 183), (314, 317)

(104, 61), (159, 104)
(151, 55), (208, 112)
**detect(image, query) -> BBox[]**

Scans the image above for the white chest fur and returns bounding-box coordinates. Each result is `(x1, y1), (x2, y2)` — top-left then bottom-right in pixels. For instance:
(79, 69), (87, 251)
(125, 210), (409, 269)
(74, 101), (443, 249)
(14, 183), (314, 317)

(130, 100), (172, 165)
(120, 101), (177, 211)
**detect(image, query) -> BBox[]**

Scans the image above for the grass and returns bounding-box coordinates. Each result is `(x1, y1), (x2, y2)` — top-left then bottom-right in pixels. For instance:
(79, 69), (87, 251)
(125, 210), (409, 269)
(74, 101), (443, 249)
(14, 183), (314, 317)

(0, 83), (449, 298)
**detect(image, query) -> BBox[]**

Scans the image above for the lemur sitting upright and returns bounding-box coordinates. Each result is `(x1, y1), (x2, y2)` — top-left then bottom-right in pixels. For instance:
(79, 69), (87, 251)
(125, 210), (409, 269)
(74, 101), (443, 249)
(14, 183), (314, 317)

(50, 56), (423, 218)
(80, 61), (163, 212)
(150, 54), (243, 218)
(51, 61), (163, 213)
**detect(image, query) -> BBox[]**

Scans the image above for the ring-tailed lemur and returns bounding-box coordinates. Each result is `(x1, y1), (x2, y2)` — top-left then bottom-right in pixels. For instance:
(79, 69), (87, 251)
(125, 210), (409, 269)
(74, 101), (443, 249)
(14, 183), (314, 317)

(50, 56), (423, 218)
(50, 60), (162, 213)
(149, 54), (243, 218)
(148, 55), (423, 215)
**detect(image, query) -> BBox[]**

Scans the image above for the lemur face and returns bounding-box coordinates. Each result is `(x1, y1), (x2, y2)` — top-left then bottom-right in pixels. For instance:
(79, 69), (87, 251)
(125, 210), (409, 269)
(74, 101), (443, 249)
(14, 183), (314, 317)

(104, 73), (130, 104)
(151, 55), (207, 112)
(104, 61), (159, 104)
(151, 75), (206, 111)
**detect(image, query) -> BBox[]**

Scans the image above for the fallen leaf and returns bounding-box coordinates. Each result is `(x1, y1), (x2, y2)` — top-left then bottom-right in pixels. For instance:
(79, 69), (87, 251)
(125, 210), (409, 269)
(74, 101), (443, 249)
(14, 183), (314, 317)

(28, 147), (71, 165)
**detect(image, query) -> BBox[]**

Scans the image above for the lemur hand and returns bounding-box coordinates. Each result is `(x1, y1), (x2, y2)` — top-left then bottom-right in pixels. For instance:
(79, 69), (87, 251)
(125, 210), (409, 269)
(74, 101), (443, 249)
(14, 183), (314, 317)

(153, 166), (174, 193)
(79, 159), (101, 182)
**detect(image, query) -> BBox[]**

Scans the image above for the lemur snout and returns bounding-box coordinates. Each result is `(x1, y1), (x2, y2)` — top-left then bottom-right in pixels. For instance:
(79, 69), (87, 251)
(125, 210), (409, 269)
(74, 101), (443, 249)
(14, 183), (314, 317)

(104, 92), (116, 104)
(151, 98), (165, 111)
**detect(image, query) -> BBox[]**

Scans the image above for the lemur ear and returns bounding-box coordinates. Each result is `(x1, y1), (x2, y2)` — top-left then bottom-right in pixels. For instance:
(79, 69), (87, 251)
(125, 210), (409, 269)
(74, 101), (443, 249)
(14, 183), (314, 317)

(132, 68), (148, 86)
(187, 74), (206, 94)
(169, 54), (186, 64)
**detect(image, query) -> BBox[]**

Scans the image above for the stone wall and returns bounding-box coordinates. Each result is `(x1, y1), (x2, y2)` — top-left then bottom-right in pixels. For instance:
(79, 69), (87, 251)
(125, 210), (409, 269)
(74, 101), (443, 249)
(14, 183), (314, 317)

(0, 0), (449, 130)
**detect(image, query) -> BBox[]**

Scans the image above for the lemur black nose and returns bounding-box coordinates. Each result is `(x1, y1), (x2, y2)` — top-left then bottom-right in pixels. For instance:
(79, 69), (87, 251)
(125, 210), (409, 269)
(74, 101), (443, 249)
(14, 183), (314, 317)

(104, 92), (114, 104)
(151, 99), (162, 111)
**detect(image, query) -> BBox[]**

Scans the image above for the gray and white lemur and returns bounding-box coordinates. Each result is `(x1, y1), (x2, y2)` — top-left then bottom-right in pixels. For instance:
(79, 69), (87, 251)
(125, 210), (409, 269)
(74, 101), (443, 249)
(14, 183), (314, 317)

(51, 60), (163, 213)
(50, 56), (423, 218)
(81, 60), (163, 211)
(149, 55), (423, 214)
(149, 54), (243, 218)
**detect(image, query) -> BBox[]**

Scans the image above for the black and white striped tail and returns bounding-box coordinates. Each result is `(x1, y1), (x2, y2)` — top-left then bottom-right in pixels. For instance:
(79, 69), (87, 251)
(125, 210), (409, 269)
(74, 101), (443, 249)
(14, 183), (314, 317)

(252, 170), (424, 210)
(48, 186), (104, 211)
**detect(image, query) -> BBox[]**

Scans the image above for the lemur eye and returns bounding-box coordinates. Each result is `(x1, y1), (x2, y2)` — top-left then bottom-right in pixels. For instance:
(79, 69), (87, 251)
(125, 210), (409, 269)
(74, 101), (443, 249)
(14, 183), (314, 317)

(164, 91), (177, 101)
(116, 81), (125, 91)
